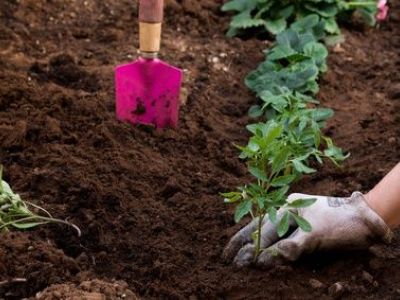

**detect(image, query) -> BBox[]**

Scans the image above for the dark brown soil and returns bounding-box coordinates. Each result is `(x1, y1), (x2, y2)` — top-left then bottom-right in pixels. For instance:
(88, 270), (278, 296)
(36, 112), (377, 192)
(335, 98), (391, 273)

(35, 279), (138, 300)
(0, 0), (399, 299)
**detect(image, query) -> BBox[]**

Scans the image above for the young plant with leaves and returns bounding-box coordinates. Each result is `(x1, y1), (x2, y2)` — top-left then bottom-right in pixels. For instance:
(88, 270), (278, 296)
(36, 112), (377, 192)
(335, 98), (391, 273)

(223, 110), (347, 260)
(0, 166), (81, 235)
(222, 0), (380, 37)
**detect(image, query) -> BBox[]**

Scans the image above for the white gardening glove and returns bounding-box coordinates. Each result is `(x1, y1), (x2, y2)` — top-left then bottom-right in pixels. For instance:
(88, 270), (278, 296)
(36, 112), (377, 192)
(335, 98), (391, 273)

(223, 192), (393, 268)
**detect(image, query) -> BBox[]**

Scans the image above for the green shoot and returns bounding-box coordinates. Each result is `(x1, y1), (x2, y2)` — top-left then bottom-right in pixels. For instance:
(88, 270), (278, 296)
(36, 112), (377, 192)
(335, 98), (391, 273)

(0, 166), (81, 236)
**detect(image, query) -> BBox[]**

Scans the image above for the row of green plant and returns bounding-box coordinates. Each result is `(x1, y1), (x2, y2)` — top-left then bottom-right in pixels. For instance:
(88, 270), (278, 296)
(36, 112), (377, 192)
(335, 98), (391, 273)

(0, 165), (80, 235)
(221, 0), (386, 261)
(222, 15), (347, 260)
(222, 0), (380, 37)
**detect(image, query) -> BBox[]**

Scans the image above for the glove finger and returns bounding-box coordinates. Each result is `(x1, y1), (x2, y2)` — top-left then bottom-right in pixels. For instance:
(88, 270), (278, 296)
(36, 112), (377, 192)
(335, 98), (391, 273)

(256, 229), (312, 268)
(223, 217), (266, 262)
(231, 212), (296, 267)
(233, 243), (255, 268)
(259, 210), (297, 249)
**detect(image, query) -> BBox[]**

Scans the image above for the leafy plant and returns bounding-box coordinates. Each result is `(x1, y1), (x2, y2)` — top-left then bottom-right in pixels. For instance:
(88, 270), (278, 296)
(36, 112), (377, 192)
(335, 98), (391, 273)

(222, 120), (317, 260)
(222, 0), (379, 37)
(0, 165), (81, 235)
(246, 16), (329, 98)
(223, 89), (348, 260)
(222, 13), (350, 261)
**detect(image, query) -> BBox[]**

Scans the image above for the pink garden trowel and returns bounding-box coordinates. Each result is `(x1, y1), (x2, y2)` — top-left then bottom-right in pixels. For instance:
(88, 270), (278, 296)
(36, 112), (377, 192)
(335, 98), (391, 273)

(115, 0), (183, 128)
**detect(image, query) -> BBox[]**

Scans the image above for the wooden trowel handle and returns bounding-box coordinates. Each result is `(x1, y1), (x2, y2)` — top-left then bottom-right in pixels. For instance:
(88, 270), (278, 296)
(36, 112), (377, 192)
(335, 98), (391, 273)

(139, 0), (164, 54)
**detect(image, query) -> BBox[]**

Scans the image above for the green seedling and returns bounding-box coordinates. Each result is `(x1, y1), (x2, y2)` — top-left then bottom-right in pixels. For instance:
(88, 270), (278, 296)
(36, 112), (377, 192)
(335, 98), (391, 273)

(222, 120), (315, 260)
(0, 165), (81, 236)
(223, 113), (347, 260)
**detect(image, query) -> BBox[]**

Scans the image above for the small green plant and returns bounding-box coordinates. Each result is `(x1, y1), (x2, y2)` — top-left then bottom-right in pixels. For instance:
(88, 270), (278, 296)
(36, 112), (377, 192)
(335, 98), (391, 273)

(0, 166), (81, 235)
(222, 91), (347, 260)
(222, 0), (379, 37)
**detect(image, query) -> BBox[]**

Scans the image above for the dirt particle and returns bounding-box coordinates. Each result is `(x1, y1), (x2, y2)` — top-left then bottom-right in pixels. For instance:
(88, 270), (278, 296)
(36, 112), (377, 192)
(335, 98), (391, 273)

(45, 116), (62, 138)
(388, 83), (400, 99)
(328, 282), (346, 297)
(180, 87), (189, 106)
(369, 258), (384, 270)
(309, 278), (325, 289)
(362, 271), (374, 284)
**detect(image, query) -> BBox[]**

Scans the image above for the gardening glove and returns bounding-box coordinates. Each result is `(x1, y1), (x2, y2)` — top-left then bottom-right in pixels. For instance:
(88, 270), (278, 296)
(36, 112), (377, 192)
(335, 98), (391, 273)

(223, 192), (393, 268)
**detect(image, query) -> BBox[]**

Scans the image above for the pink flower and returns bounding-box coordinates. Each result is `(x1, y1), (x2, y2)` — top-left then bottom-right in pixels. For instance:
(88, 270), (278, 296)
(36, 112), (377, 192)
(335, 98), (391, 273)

(377, 0), (389, 21)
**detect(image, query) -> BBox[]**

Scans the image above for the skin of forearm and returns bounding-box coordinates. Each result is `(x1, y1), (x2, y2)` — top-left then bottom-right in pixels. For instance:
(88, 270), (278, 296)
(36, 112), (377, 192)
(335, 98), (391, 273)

(364, 163), (400, 229)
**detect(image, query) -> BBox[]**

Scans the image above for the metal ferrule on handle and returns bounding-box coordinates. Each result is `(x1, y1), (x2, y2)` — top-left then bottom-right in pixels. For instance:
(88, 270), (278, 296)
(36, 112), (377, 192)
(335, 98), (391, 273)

(139, 0), (164, 56)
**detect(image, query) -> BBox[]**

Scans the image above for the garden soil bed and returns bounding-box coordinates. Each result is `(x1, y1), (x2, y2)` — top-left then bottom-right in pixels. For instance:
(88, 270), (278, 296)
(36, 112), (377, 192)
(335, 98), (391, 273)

(1, 0), (400, 299)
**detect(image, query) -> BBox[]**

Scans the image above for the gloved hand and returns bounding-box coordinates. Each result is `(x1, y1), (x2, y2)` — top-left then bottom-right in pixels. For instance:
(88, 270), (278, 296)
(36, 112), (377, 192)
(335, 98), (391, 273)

(223, 192), (393, 268)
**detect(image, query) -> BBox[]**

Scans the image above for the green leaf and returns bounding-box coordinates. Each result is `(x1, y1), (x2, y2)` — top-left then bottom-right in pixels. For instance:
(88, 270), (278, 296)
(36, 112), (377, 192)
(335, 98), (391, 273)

(11, 221), (49, 229)
(312, 108), (334, 122)
(268, 186), (290, 204)
(276, 29), (299, 47)
(304, 42), (328, 61)
(292, 159), (316, 174)
(324, 17), (340, 34)
(278, 5), (295, 19)
(256, 197), (265, 210)
(271, 147), (290, 174)
(290, 14), (320, 32)
(267, 45), (297, 61)
(221, 192), (242, 203)
(249, 165), (268, 181)
(249, 105), (264, 118)
(231, 10), (265, 29)
(248, 140), (260, 152)
(0, 165), (3, 194)
(265, 18), (287, 35)
(265, 122), (283, 144)
(267, 207), (277, 223)
(289, 198), (317, 208)
(237, 145), (256, 159)
(277, 212), (290, 237)
(291, 213), (312, 232)
(234, 200), (252, 223)
(324, 145), (350, 163)
(221, 0), (257, 12)
(246, 123), (262, 135)
(260, 93), (288, 113)
(304, 3), (338, 18)
(271, 175), (296, 187)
